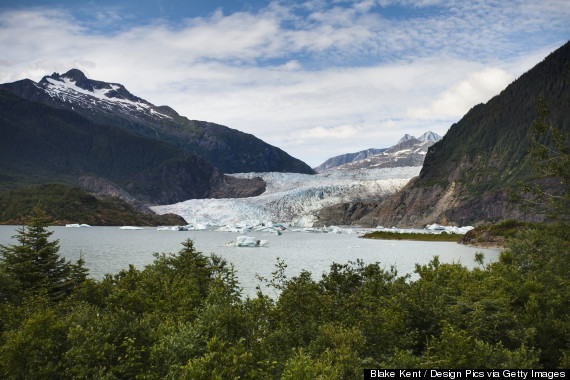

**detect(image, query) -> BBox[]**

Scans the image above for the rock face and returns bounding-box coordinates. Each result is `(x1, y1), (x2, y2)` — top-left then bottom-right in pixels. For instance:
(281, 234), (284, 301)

(351, 178), (531, 228)
(313, 202), (378, 226)
(208, 175), (266, 199)
(1, 69), (314, 174)
(77, 176), (155, 214)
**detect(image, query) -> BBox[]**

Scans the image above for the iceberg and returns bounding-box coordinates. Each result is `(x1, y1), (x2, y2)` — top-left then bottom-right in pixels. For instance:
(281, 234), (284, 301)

(255, 226), (282, 235)
(226, 236), (269, 247)
(65, 223), (91, 228)
(426, 224), (474, 234)
(157, 223), (209, 231)
(119, 226), (144, 230)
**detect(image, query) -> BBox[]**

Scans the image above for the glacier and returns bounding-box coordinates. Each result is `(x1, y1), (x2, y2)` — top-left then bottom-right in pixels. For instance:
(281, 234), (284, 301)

(151, 166), (421, 227)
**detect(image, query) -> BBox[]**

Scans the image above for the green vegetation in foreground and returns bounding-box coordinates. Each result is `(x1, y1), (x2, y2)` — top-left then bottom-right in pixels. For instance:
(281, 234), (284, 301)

(1, 207), (569, 377)
(0, 183), (186, 226)
(0, 82), (567, 376)
(362, 230), (463, 242)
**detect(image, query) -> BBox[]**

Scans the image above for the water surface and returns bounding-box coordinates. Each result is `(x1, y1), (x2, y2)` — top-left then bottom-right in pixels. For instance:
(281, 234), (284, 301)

(0, 226), (500, 297)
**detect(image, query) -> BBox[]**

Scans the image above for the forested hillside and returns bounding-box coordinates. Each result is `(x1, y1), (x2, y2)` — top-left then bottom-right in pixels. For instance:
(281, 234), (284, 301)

(0, 90), (265, 206)
(355, 40), (570, 227)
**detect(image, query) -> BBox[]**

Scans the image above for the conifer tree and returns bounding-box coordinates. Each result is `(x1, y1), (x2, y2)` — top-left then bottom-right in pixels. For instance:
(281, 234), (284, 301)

(0, 204), (87, 300)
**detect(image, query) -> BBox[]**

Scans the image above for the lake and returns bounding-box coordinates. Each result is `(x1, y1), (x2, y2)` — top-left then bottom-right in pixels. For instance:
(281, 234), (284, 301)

(0, 226), (501, 297)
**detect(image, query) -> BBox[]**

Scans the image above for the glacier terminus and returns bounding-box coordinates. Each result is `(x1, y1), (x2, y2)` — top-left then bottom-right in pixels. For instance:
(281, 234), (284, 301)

(151, 166), (421, 227)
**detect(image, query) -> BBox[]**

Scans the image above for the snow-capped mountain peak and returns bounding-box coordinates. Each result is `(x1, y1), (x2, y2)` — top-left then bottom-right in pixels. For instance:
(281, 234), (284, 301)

(397, 133), (415, 144)
(397, 131), (442, 145)
(37, 69), (174, 120)
(316, 131), (443, 172)
(418, 130), (442, 142)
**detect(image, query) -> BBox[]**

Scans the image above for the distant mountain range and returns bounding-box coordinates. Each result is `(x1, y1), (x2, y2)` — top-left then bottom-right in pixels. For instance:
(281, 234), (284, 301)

(315, 131), (442, 172)
(0, 69), (313, 175)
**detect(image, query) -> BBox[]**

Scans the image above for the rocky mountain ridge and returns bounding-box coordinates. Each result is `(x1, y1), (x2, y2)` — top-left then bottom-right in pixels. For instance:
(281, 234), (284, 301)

(315, 131), (442, 172)
(314, 148), (388, 172)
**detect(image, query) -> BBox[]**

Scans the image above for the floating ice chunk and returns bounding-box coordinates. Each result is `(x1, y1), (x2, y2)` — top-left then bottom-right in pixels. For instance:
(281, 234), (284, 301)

(65, 223), (91, 228)
(119, 226), (143, 230)
(217, 225), (248, 233)
(256, 226), (282, 235)
(226, 236), (269, 247)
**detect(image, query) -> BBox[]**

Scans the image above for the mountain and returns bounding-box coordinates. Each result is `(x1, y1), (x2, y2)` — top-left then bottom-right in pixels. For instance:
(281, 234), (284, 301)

(0, 69), (313, 174)
(397, 133), (415, 144)
(418, 131), (442, 143)
(0, 89), (266, 207)
(315, 131), (442, 172)
(351, 40), (570, 227)
(314, 148), (388, 172)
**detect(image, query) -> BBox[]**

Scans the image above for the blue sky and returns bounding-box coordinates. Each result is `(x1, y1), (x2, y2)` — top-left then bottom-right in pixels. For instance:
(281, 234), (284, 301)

(1, 0), (569, 167)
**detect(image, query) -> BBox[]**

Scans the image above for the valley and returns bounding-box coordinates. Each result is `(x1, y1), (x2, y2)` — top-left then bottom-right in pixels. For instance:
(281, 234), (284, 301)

(0, 41), (568, 229)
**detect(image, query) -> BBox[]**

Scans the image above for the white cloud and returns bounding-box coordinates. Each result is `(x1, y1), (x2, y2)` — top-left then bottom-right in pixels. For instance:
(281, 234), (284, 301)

(297, 125), (359, 140)
(0, 1), (569, 167)
(407, 67), (514, 120)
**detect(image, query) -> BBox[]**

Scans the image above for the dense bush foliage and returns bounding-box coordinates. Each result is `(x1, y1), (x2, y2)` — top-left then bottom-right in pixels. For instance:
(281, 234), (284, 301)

(0, 215), (568, 377)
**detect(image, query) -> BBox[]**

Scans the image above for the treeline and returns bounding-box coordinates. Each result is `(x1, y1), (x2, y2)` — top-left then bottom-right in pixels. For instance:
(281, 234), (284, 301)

(0, 208), (568, 378)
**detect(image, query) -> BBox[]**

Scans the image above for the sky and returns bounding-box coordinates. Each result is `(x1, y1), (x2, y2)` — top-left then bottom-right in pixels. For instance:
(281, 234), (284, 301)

(0, 1), (569, 167)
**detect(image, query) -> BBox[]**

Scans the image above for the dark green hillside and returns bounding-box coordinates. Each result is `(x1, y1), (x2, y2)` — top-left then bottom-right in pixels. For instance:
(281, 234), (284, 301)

(181, 120), (314, 174)
(0, 184), (186, 226)
(419, 40), (570, 194)
(0, 90), (228, 204)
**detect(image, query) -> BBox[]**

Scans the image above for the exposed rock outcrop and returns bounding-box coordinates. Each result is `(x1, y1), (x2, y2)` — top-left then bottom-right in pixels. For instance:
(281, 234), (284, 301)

(313, 202), (379, 226)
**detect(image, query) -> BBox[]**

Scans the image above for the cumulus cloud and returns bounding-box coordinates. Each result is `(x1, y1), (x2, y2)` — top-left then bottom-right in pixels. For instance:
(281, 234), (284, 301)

(407, 68), (514, 120)
(297, 125), (359, 140)
(0, 0), (569, 166)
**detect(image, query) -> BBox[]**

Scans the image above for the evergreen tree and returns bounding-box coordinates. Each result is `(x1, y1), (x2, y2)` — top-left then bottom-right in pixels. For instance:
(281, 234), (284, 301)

(0, 204), (87, 301)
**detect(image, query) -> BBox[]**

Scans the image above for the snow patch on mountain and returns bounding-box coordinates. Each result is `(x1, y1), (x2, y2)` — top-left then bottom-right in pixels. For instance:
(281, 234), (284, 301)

(151, 166), (421, 227)
(316, 131), (442, 172)
(41, 71), (172, 119)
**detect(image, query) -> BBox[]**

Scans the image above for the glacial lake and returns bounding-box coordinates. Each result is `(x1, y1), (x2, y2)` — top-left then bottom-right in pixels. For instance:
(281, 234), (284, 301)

(0, 226), (501, 297)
